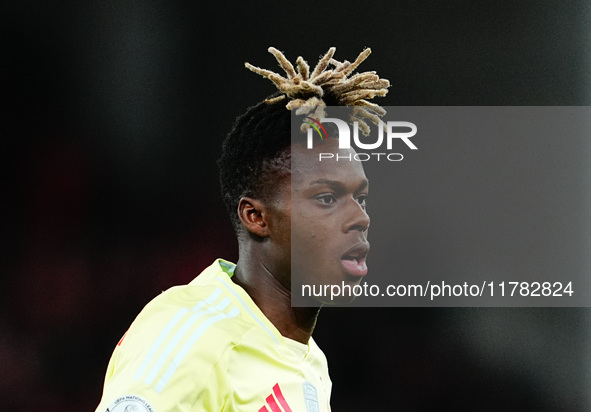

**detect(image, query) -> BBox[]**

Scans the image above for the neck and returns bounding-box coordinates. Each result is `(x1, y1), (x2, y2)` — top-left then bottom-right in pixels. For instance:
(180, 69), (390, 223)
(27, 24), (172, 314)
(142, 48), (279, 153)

(232, 253), (321, 344)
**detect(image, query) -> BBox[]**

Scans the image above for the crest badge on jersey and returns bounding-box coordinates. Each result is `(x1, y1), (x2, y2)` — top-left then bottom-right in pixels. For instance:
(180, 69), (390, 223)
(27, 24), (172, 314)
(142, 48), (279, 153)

(303, 381), (319, 412)
(106, 394), (155, 412)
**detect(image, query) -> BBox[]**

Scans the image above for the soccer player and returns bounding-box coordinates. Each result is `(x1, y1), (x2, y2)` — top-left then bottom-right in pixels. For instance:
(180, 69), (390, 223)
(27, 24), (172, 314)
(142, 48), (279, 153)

(95, 47), (389, 412)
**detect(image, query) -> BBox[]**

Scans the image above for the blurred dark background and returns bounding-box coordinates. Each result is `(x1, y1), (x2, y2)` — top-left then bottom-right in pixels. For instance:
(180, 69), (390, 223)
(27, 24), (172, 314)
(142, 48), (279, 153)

(2, 1), (590, 410)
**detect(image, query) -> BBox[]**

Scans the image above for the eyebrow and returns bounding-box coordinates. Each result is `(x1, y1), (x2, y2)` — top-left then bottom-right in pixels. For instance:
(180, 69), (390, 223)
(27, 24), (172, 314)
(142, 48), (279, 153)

(309, 178), (369, 192)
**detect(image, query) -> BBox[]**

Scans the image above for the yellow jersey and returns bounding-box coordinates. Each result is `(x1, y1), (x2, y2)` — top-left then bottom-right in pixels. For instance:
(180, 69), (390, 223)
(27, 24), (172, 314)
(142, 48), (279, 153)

(96, 259), (332, 412)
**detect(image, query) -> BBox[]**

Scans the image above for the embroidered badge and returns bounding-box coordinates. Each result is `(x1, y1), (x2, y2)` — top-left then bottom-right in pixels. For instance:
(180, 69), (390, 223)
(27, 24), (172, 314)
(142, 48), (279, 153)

(303, 381), (319, 412)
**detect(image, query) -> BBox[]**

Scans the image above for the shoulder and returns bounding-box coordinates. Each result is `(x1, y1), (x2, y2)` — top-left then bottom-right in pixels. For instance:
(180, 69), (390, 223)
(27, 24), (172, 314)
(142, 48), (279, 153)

(308, 337), (332, 384)
(96, 259), (260, 411)
(308, 336), (329, 366)
(128, 260), (255, 368)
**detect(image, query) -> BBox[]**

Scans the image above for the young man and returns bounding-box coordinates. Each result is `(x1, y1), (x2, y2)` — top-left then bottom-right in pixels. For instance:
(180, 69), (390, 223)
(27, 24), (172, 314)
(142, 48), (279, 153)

(95, 47), (388, 412)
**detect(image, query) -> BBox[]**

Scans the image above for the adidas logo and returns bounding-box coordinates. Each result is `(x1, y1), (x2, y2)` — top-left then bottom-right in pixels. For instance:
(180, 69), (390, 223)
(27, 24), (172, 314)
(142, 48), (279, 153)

(258, 383), (293, 412)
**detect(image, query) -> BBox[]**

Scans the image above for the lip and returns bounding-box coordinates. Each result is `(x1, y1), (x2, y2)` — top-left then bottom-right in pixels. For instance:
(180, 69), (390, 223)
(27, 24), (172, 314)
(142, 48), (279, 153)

(340, 242), (370, 277)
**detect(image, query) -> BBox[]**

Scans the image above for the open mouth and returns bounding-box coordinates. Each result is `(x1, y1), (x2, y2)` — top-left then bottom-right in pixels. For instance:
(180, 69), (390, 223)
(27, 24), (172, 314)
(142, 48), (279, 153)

(341, 243), (369, 277)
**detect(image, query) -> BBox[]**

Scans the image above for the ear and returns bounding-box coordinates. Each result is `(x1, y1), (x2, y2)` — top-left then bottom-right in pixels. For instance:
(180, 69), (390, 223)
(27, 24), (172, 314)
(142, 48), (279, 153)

(237, 197), (270, 237)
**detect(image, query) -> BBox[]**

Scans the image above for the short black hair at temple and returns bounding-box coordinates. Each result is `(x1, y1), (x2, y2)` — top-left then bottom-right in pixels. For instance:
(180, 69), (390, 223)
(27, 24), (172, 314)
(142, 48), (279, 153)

(218, 95), (293, 233)
(218, 47), (391, 234)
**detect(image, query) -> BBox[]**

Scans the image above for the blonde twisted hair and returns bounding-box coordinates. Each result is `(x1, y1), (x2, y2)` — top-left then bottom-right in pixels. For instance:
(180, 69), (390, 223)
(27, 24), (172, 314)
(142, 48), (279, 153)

(245, 47), (390, 136)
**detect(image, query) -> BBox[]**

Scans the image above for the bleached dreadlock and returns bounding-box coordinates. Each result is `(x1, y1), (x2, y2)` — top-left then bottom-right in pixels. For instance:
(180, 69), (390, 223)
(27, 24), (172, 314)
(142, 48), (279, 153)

(218, 47), (389, 234)
(245, 47), (390, 136)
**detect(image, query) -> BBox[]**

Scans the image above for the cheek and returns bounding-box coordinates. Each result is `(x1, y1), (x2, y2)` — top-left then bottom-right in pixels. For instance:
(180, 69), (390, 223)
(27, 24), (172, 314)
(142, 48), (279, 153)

(292, 208), (340, 243)
(292, 226), (334, 265)
(292, 217), (323, 243)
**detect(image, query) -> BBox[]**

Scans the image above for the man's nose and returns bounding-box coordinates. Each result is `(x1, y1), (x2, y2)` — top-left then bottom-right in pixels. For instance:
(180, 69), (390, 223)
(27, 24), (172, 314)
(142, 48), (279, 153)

(342, 199), (370, 233)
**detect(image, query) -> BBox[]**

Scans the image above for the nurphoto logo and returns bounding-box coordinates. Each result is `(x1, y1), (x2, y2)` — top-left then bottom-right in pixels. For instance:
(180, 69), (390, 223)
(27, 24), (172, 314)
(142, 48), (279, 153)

(306, 117), (418, 162)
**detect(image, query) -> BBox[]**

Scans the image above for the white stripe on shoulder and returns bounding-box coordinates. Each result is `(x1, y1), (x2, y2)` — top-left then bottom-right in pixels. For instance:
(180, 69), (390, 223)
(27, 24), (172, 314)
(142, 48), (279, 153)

(155, 306), (240, 393)
(134, 287), (222, 382)
(144, 294), (229, 385)
(133, 306), (189, 381)
(215, 276), (281, 345)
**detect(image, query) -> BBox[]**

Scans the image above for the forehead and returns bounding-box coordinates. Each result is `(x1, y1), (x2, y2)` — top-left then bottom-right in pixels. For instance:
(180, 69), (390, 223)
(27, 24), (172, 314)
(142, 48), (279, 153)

(290, 138), (367, 186)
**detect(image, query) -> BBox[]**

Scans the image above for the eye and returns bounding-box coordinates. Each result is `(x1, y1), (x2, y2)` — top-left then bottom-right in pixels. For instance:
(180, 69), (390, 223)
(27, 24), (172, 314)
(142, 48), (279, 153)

(356, 194), (368, 208)
(315, 194), (337, 205)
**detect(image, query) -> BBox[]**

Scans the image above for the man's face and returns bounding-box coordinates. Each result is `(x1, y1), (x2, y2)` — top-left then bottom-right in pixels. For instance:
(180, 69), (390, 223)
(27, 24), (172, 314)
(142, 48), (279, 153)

(276, 137), (370, 304)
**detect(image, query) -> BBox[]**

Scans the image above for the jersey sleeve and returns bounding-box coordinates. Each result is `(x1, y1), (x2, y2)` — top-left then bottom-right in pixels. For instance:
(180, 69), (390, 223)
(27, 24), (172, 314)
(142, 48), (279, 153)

(95, 285), (238, 412)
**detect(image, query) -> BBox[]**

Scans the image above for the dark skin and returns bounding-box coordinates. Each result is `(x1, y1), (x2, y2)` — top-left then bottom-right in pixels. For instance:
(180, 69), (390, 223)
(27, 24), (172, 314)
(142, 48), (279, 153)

(231, 139), (370, 344)
(232, 186), (319, 344)
(232, 244), (320, 345)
